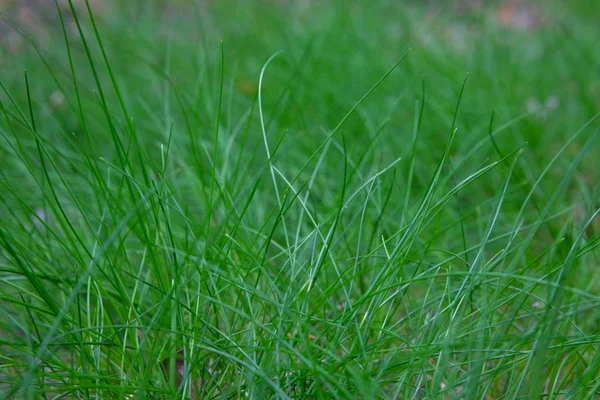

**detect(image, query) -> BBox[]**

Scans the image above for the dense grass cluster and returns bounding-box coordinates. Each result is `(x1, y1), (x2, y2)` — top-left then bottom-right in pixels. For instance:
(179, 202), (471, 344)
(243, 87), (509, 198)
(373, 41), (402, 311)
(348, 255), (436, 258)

(1, 1), (599, 398)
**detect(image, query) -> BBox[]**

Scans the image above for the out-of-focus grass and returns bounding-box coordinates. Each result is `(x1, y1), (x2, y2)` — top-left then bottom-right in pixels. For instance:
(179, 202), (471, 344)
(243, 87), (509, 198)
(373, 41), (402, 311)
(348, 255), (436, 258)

(0, 1), (599, 398)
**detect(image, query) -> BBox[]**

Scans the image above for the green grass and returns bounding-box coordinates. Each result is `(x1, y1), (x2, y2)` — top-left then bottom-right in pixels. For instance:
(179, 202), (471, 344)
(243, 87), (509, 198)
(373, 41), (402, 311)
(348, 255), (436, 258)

(1, 0), (599, 398)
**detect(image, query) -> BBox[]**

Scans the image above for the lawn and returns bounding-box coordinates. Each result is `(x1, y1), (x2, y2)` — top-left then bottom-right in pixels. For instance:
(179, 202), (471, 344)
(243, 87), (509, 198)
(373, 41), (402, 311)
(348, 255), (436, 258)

(0, 0), (599, 398)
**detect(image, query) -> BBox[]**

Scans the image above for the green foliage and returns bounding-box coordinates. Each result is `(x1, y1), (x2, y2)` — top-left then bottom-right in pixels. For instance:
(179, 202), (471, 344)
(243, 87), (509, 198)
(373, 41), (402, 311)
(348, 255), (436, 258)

(0, 1), (599, 398)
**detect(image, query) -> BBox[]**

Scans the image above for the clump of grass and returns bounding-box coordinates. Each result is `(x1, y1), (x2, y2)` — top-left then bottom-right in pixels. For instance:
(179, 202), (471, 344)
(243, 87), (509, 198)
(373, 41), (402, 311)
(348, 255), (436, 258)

(1, 0), (599, 398)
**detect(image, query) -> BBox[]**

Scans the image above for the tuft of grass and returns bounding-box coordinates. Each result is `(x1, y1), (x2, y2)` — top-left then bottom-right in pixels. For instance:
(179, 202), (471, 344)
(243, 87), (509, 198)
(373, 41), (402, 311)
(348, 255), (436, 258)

(1, 0), (599, 398)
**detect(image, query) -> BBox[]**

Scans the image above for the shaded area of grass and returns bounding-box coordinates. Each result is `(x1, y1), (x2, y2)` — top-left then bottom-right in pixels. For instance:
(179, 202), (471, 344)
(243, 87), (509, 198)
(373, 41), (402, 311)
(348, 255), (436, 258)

(0, 0), (599, 398)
